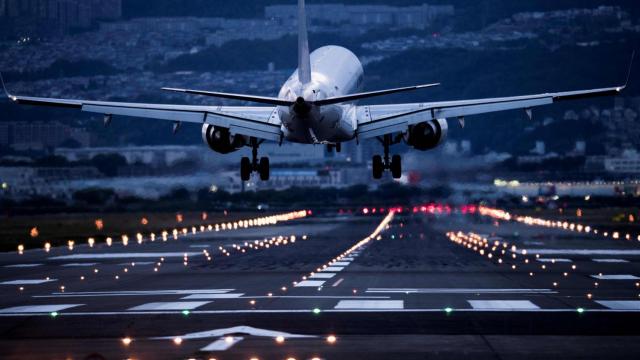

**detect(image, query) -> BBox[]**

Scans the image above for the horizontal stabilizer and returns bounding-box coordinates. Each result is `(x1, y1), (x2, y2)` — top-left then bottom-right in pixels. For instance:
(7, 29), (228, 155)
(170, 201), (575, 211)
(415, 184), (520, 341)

(313, 83), (440, 106)
(162, 87), (293, 106)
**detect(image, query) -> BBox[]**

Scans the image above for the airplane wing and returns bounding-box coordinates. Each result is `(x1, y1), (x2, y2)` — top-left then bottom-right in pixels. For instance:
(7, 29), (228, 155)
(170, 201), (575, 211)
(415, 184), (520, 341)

(355, 85), (625, 139)
(0, 79), (282, 142)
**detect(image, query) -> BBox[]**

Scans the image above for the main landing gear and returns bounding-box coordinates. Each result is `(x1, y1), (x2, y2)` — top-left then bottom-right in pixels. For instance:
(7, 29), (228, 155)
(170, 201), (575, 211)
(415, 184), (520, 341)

(372, 134), (402, 180)
(326, 143), (342, 153)
(240, 138), (270, 181)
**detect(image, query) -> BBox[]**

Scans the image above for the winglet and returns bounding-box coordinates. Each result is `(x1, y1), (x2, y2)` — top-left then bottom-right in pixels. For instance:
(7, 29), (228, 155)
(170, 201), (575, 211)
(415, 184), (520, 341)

(623, 50), (635, 89)
(0, 72), (14, 100)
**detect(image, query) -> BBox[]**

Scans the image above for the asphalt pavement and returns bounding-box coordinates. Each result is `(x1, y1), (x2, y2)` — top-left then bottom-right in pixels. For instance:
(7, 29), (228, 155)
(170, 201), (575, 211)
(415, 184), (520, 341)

(1, 211), (640, 359)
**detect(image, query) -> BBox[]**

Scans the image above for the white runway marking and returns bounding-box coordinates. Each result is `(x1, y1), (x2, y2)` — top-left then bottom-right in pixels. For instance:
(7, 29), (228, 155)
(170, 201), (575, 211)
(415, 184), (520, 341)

(332, 278), (344, 287)
(536, 258), (572, 263)
(0, 304), (83, 314)
(49, 252), (200, 260)
(1, 279), (57, 285)
(62, 263), (98, 267)
(334, 300), (404, 310)
(294, 280), (325, 287)
(596, 300), (640, 310)
(468, 300), (540, 310)
(200, 336), (244, 351)
(591, 274), (640, 280)
(341, 257), (355, 261)
(4, 264), (43, 268)
(332, 261), (351, 266)
(181, 293), (244, 299)
(522, 249), (640, 255)
(7, 307), (640, 316)
(189, 245), (211, 248)
(366, 288), (556, 294)
(34, 289), (233, 298)
(154, 325), (315, 340)
(592, 259), (629, 263)
(322, 266), (344, 272)
(310, 272), (336, 279)
(128, 301), (211, 311)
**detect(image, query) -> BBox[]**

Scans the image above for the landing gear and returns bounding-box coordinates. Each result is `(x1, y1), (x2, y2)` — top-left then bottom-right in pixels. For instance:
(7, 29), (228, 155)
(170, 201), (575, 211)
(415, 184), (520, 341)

(240, 138), (270, 181)
(371, 134), (402, 179)
(326, 143), (342, 153)
(372, 155), (384, 179)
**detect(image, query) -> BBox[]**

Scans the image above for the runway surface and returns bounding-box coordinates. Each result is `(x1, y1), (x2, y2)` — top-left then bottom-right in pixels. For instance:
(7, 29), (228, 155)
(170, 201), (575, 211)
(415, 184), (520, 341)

(1, 210), (640, 359)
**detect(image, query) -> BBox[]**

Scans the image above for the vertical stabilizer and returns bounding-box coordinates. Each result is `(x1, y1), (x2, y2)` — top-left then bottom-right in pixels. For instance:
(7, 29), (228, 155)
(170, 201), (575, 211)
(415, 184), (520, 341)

(297, 0), (312, 85)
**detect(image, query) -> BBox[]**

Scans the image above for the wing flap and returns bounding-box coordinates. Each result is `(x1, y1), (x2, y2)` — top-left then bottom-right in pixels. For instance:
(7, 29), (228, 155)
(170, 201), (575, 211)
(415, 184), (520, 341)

(357, 85), (623, 139)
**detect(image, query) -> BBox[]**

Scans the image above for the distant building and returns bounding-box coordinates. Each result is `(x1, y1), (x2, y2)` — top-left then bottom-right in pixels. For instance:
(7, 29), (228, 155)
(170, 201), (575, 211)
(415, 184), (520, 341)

(604, 149), (640, 174)
(0, 121), (90, 151)
(0, 0), (122, 38)
(265, 3), (454, 30)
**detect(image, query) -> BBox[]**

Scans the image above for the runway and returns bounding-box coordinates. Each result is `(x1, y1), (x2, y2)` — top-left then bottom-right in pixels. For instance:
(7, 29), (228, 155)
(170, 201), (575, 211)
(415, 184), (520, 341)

(1, 210), (640, 359)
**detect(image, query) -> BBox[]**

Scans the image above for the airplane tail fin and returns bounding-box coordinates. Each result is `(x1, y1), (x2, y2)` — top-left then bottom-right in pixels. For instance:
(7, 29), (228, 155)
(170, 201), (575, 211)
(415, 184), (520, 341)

(297, 0), (312, 85)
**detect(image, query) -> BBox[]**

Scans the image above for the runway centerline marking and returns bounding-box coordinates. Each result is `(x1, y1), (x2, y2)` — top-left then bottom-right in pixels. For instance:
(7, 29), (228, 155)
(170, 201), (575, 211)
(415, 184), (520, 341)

(334, 300), (404, 310)
(1, 279), (57, 285)
(468, 300), (540, 310)
(128, 301), (211, 311)
(332, 278), (344, 287)
(596, 300), (640, 310)
(294, 280), (325, 287)
(591, 274), (640, 280)
(49, 252), (200, 260)
(0, 304), (83, 314)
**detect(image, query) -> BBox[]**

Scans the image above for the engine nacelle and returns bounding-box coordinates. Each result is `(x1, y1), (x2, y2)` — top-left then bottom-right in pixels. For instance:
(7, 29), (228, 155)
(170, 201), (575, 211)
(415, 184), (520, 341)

(404, 119), (448, 151)
(201, 125), (247, 154)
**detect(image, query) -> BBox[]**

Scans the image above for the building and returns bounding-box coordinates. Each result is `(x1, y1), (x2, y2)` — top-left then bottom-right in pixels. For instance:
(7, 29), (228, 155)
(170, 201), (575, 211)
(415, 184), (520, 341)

(0, 121), (90, 151)
(265, 3), (454, 30)
(604, 150), (640, 174)
(0, 0), (121, 38)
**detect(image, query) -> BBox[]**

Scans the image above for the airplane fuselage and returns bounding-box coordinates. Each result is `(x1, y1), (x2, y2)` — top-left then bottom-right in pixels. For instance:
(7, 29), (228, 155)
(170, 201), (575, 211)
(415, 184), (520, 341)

(277, 45), (364, 144)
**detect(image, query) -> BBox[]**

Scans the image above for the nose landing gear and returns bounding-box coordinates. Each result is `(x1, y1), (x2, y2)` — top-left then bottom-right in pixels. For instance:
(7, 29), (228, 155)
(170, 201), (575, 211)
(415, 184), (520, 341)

(240, 138), (270, 181)
(372, 134), (402, 179)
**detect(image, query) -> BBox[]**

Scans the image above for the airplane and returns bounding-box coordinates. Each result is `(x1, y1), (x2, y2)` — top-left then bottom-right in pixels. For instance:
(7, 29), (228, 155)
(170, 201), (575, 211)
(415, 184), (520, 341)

(0, 0), (633, 181)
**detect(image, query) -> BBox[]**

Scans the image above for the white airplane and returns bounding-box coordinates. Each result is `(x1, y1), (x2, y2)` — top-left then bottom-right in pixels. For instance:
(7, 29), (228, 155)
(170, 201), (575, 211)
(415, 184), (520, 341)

(1, 0), (633, 181)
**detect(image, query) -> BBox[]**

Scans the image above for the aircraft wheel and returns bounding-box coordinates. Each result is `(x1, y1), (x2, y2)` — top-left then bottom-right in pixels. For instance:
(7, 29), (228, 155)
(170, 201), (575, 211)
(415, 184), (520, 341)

(372, 155), (384, 179)
(259, 157), (270, 181)
(335, 143), (342, 153)
(240, 157), (252, 181)
(391, 155), (402, 179)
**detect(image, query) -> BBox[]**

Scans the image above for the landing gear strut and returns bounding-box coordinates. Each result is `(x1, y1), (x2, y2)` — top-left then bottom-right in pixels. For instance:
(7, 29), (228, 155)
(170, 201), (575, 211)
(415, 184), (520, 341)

(326, 143), (342, 153)
(372, 134), (402, 179)
(240, 138), (270, 181)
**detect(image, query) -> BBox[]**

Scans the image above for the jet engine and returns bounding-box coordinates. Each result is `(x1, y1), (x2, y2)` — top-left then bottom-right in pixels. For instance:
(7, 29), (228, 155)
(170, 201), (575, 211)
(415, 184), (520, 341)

(201, 125), (246, 154)
(404, 119), (448, 151)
